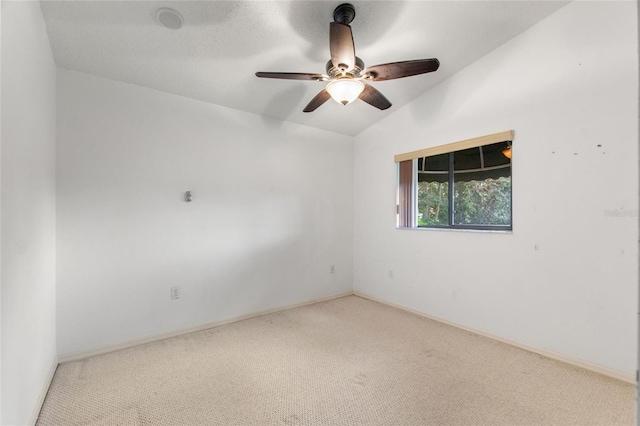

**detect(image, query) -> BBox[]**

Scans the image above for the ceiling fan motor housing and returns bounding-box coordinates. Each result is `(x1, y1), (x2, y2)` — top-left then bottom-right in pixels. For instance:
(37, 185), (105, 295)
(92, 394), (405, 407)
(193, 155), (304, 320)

(326, 56), (364, 79)
(333, 3), (356, 24)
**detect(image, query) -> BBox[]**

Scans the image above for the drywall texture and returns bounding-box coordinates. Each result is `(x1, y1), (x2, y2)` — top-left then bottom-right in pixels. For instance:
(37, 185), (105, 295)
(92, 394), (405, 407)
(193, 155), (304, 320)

(353, 1), (638, 376)
(56, 70), (353, 357)
(1, 1), (58, 424)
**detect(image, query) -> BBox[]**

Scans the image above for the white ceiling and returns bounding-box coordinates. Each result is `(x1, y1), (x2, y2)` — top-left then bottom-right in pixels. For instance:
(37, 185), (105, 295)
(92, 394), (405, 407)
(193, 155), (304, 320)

(40, 1), (569, 136)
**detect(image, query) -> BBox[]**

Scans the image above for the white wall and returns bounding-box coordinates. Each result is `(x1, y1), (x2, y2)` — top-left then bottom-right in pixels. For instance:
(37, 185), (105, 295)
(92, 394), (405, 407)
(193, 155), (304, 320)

(56, 69), (353, 357)
(353, 1), (638, 376)
(1, 1), (58, 425)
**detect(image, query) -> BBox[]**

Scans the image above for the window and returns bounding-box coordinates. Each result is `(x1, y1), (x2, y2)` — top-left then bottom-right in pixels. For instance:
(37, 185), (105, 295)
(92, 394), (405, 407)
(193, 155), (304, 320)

(396, 131), (513, 230)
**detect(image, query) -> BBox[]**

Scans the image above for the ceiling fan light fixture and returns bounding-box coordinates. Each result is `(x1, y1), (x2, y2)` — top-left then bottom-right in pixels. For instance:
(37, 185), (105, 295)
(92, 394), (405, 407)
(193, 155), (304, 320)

(326, 79), (364, 105)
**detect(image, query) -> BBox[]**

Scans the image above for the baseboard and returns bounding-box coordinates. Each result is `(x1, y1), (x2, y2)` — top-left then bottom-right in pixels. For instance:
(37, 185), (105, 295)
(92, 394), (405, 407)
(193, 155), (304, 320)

(58, 291), (354, 363)
(353, 291), (636, 385)
(29, 356), (58, 425)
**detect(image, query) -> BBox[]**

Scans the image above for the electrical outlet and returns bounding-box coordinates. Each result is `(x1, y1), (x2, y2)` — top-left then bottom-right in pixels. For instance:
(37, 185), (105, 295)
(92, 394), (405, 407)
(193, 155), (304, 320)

(330, 265), (335, 274)
(171, 286), (180, 299)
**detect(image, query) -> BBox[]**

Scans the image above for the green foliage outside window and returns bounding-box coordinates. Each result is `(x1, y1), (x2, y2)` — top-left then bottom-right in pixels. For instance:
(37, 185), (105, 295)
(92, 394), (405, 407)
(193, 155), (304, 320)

(418, 177), (511, 226)
(453, 177), (511, 226)
(417, 181), (449, 226)
(417, 177), (511, 227)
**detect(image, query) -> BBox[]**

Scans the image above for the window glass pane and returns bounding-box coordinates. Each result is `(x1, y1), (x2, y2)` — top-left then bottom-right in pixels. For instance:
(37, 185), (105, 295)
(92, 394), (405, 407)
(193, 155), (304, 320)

(418, 181), (449, 226)
(453, 143), (511, 226)
(417, 153), (449, 227)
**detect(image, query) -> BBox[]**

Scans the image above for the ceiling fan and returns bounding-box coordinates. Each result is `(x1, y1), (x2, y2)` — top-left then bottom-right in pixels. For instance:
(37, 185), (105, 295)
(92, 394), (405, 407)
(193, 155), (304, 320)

(255, 3), (440, 113)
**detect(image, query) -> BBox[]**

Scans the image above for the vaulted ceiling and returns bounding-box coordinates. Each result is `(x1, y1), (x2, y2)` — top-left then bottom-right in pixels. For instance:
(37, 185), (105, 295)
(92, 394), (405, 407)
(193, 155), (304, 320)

(40, 1), (569, 136)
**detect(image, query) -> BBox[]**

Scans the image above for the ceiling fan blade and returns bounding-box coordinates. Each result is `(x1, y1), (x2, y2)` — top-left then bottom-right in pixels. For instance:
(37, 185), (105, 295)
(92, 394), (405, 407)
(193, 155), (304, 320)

(255, 72), (326, 81)
(329, 22), (356, 71)
(359, 84), (392, 110)
(363, 59), (440, 81)
(303, 89), (331, 113)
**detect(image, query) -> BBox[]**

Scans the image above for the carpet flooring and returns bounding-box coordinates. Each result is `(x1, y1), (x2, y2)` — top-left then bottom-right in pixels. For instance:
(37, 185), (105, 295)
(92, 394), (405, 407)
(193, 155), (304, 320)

(37, 295), (634, 425)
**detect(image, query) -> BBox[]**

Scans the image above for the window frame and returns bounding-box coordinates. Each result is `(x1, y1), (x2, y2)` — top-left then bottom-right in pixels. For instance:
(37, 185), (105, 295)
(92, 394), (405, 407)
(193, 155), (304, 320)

(396, 131), (514, 231)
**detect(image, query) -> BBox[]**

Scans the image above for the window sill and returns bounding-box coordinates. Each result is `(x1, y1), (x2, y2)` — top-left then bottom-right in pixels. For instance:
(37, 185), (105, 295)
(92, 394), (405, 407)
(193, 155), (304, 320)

(396, 226), (512, 234)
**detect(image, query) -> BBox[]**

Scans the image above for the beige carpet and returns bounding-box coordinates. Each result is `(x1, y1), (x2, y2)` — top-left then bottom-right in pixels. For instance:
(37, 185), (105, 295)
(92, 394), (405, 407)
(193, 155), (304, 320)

(37, 295), (634, 425)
